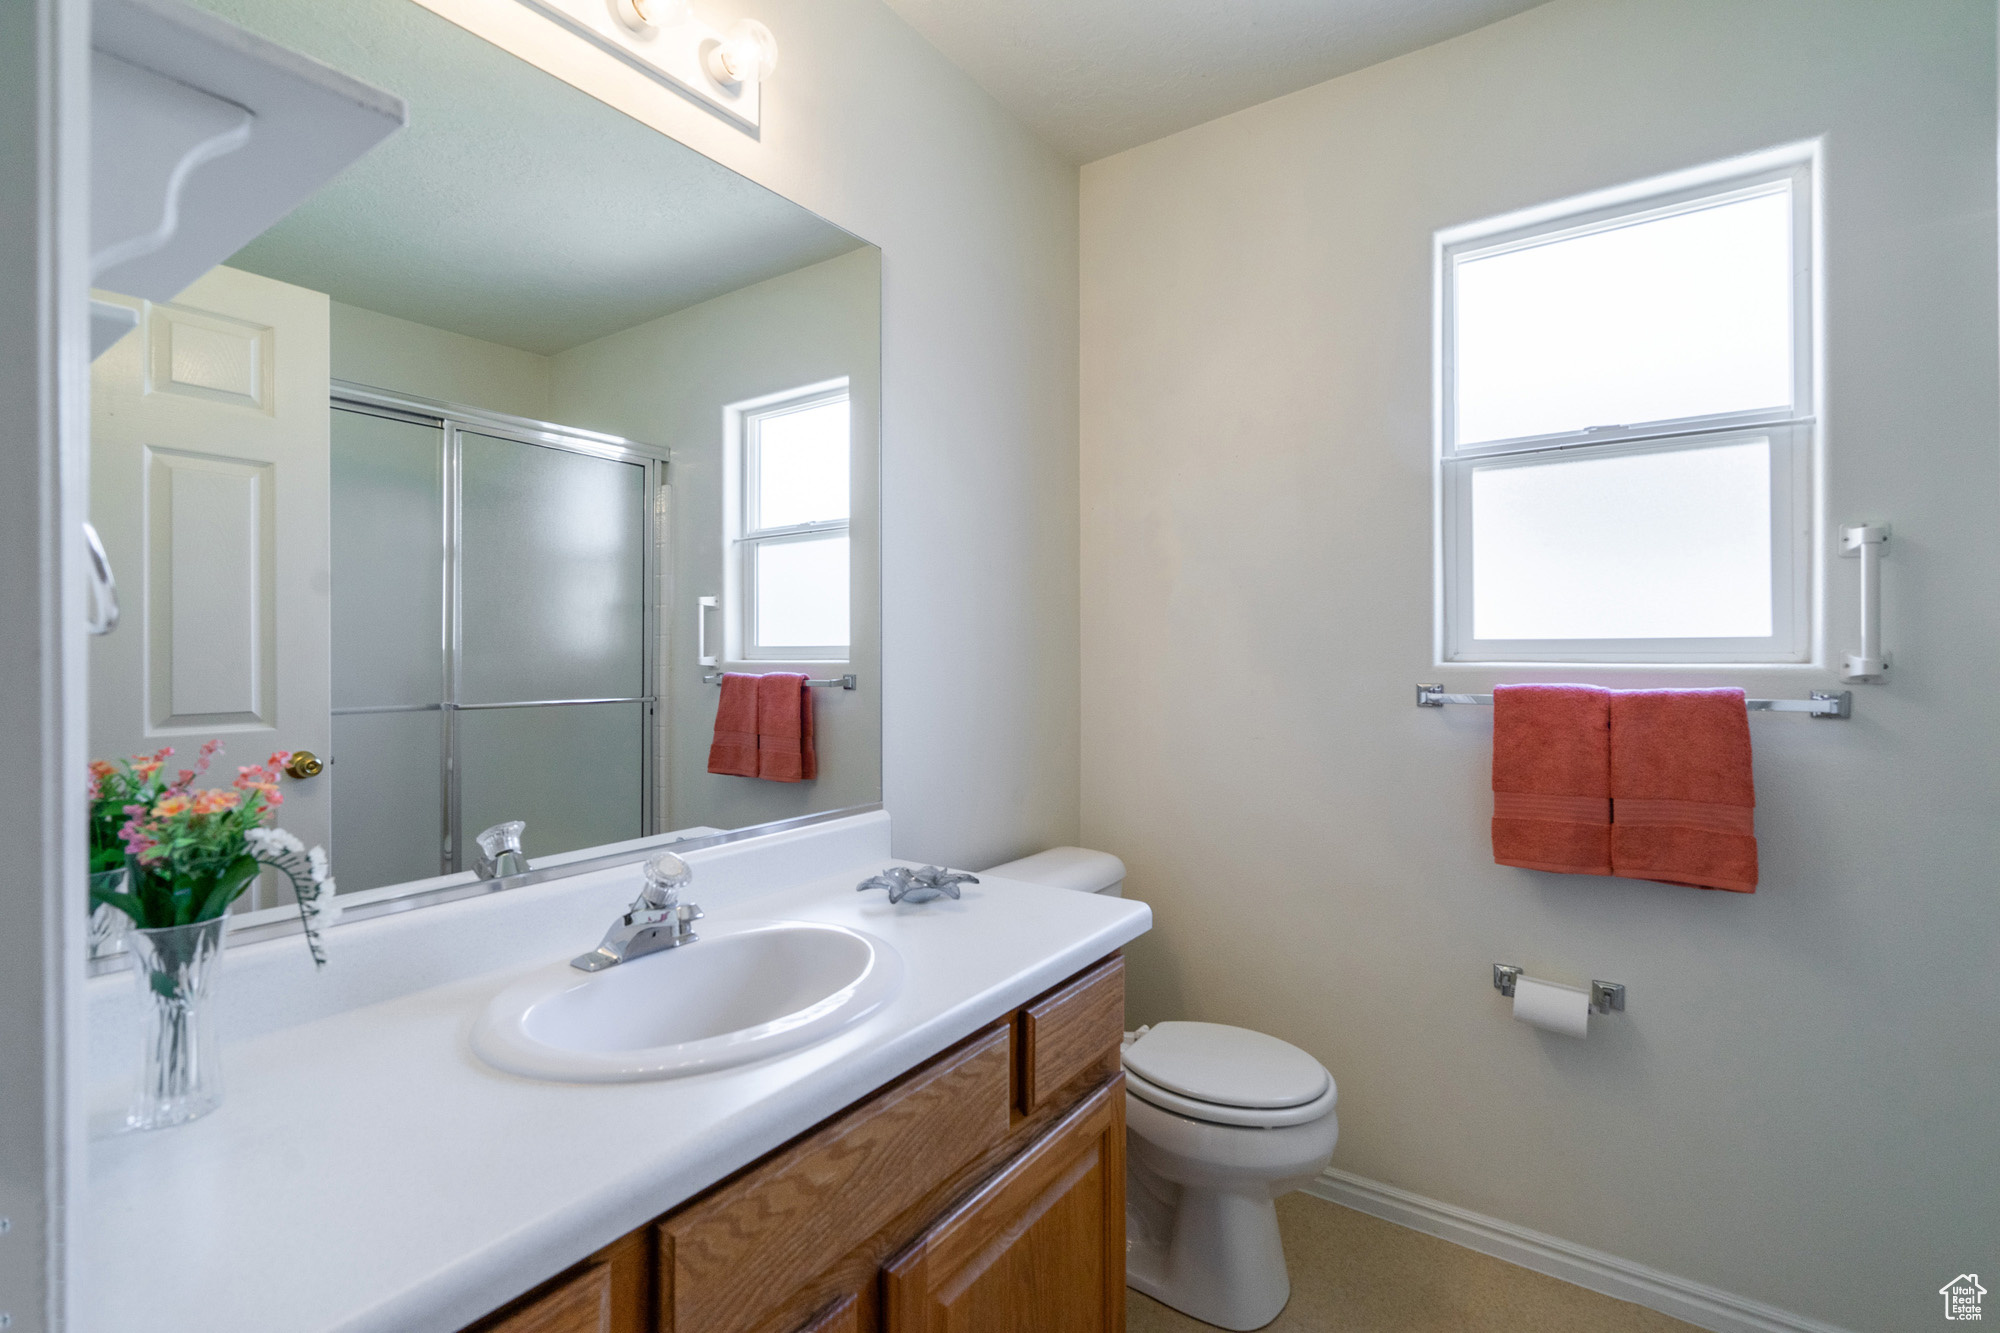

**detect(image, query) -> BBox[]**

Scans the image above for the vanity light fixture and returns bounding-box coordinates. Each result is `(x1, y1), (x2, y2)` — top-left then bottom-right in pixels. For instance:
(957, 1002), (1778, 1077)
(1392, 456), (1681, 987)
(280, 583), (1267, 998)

(613, 0), (690, 32)
(514, 0), (776, 133)
(706, 19), (778, 85)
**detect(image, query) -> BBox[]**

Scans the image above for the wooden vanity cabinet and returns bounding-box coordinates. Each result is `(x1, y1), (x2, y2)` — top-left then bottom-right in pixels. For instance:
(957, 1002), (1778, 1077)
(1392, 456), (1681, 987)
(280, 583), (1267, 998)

(461, 954), (1125, 1333)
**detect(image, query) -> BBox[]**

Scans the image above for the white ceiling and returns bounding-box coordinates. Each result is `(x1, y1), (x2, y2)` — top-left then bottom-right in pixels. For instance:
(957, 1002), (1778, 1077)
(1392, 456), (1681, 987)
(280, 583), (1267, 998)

(881, 0), (1550, 163)
(203, 0), (862, 355)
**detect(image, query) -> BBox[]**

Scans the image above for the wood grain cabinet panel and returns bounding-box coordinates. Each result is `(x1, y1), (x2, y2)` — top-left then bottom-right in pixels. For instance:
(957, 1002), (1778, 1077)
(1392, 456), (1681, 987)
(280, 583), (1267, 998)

(479, 1261), (612, 1333)
(882, 1077), (1126, 1333)
(791, 1295), (859, 1333)
(1018, 956), (1125, 1113)
(660, 1024), (1014, 1333)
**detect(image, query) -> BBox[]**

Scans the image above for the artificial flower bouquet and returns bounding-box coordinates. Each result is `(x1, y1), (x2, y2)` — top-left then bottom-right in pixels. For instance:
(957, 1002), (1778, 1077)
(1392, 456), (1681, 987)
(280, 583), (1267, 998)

(88, 741), (336, 966)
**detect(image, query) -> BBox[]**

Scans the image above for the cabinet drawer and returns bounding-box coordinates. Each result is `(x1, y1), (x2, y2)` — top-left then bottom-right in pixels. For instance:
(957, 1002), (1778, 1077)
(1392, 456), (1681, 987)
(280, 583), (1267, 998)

(1019, 956), (1125, 1113)
(660, 1023), (1014, 1333)
(481, 1261), (611, 1333)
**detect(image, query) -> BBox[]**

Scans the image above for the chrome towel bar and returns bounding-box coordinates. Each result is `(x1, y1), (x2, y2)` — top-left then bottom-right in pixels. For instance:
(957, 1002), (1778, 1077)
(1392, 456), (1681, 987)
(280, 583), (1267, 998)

(1416, 683), (1851, 719)
(703, 671), (857, 690)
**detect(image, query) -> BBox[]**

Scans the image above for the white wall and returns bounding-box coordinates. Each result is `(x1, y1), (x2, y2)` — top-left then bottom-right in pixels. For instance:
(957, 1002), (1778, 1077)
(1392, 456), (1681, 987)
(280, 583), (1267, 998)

(1080, 2), (2000, 1329)
(330, 300), (551, 421)
(549, 248), (883, 833)
(415, 0), (1081, 870)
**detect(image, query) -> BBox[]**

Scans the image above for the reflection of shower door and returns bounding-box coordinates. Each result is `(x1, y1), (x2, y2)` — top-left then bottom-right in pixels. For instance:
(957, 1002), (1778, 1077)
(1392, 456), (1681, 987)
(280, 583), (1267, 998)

(329, 392), (662, 894)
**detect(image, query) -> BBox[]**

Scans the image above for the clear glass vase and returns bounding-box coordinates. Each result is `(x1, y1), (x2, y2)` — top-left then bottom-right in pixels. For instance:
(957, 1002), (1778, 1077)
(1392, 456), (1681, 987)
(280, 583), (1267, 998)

(87, 867), (129, 960)
(126, 916), (229, 1130)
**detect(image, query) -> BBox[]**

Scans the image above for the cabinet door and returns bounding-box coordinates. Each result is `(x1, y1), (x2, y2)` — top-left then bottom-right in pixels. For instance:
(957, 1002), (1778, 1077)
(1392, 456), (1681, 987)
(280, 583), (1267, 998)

(791, 1295), (859, 1333)
(481, 1261), (611, 1333)
(661, 1025), (1014, 1333)
(883, 1077), (1125, 1333)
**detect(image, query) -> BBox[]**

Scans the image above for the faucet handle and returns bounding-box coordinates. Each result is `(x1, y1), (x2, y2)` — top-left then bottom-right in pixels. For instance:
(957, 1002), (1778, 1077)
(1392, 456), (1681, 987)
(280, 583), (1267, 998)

(474, 820), (529, 880)
(635, 849), (693, 910)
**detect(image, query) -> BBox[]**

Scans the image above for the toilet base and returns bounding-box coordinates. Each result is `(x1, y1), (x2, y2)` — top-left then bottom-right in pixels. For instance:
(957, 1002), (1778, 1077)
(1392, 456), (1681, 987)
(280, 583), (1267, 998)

(1126, 1159), (1291, 1330)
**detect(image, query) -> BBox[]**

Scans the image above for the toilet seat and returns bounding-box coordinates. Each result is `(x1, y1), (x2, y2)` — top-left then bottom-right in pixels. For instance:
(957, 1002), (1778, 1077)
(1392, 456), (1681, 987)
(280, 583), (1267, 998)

(1125, 1065), (1337, 1127)
(1123, 1022), (1336, 1128)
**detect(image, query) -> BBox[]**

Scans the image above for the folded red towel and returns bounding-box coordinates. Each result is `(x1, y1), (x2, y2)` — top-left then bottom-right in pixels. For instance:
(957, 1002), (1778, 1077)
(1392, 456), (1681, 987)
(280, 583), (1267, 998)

(1609, 688), (1757, 893)
(756, 673), (817, 783)
(1491, 684), (1612, 876)
(706, 674), (759, 777)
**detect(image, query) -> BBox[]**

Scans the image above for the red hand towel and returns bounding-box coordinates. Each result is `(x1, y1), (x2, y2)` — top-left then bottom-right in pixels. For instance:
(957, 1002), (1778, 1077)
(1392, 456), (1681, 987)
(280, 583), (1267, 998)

(706, 673), (759, 777)
(1491, 684), (1612, 876)
(1609, 689), (1757, 893)
(756, 673), (816, 783)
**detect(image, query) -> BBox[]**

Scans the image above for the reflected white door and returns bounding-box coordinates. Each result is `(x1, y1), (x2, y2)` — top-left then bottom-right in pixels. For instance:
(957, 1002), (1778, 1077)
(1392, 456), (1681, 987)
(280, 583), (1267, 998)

(89, 265), (333, 905)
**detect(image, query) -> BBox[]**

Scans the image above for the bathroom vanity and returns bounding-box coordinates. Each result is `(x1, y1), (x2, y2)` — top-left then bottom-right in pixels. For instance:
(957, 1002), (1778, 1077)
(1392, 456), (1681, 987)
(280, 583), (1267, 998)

(84, 811), (1150, 1333)
(468, 953), (1128, 1333)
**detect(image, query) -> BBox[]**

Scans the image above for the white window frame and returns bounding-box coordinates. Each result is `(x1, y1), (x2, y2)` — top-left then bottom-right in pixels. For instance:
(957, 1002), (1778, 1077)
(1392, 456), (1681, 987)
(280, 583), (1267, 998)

(1436, 150), (1817, 666)
(724, 378), (850, 663)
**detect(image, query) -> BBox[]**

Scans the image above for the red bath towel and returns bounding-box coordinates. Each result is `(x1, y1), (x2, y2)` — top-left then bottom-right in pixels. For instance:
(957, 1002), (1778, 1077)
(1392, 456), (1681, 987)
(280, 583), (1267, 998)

(1491, 684), (1612, 876)
(1609, 689), (1757, 893)
(755, 673), (817, 784)
(706, 673), (760, 777)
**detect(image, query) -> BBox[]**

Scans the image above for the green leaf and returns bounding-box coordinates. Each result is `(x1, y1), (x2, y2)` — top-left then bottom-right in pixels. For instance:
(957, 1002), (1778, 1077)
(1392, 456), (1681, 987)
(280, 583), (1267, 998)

(194, 855), (259, 922)
(90, 888), (153, 928)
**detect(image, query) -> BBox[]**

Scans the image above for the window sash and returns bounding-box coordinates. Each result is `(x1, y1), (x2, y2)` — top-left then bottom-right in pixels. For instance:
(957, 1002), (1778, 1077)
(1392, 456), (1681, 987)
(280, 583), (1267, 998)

(1440, 165), (1813, 461)
(732, 382), (851, 663)
(742, 528), (849, 660)
(1440, 424), (1811, 664)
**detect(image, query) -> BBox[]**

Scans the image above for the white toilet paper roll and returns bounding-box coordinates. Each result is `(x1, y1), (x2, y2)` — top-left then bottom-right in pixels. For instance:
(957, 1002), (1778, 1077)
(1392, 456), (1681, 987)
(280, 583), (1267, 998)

(1513, 976), (1591, 1037)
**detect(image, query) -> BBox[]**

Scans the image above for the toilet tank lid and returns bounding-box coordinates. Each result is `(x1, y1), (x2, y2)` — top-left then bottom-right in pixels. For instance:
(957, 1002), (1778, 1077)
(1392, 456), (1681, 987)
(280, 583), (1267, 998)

(980, 846), (1126, 894)
(1123, 1021), (1331, 1110)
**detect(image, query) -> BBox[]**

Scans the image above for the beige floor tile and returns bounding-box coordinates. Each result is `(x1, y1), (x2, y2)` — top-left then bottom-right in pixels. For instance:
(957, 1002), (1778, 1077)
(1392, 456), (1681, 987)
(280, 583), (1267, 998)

(1128, 1194), (1704, 1333)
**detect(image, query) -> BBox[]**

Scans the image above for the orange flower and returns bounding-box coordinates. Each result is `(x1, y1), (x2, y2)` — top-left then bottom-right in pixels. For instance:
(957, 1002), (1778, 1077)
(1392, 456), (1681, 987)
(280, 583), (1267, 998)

(191, 788), (241, 815)
(151, 794), (191, 818)
(88, 760), (114, 780)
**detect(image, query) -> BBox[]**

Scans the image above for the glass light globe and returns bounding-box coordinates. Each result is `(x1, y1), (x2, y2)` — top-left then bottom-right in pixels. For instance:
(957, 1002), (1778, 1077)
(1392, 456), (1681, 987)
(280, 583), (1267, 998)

(615, 0), (689, 31)
(709, 18), (778, 84)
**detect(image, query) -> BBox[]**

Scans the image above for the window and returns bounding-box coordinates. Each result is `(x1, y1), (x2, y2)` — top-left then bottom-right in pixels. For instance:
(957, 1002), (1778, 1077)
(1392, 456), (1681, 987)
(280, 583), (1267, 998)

(730, 381), (850, 660)
(1438, 154), (1813, 664)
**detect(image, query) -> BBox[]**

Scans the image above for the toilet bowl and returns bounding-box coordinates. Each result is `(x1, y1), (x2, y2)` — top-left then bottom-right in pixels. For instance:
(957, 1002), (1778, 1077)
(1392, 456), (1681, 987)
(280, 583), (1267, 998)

(982, 849), (1340, 1331)
(1122, 1022), (1338, 1330)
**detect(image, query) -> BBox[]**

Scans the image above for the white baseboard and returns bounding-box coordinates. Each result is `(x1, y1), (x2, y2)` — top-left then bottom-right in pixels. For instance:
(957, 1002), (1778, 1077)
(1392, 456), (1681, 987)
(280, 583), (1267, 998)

(1303, 1167), (1858, 1333)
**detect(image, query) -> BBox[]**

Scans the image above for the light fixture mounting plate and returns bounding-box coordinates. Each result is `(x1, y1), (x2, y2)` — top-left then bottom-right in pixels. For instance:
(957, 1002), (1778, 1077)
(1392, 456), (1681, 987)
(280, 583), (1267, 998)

(511, 0), (763, 134)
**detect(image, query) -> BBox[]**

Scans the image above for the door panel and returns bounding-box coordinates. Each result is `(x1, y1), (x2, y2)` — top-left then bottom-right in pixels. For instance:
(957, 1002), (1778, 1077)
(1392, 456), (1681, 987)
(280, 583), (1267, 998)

(91, 266), (333, 903)
(660, 1026), (1013, 1333)
(883, 1078), (1125, 1333)
(457, 431), (647, 705)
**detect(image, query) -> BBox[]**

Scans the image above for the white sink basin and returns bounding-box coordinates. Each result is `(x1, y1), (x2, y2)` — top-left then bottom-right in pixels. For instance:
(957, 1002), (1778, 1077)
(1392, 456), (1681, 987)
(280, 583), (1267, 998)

(471, 919), (903, 1082)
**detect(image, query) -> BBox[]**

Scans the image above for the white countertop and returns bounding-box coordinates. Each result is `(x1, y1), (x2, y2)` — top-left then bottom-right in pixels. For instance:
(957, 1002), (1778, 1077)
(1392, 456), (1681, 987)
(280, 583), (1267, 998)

(82, 825), (1149, 1333)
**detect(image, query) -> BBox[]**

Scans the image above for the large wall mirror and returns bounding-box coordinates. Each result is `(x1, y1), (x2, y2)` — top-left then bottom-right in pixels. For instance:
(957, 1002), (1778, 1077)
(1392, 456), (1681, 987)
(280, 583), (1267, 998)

(87, 0), (880, 951)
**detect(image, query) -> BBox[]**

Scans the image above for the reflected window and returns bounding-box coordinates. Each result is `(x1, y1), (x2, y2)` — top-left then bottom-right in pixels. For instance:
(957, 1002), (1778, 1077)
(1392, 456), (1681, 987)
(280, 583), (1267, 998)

(734, 382), (850, 659)
(1438, 155), (1813, 664)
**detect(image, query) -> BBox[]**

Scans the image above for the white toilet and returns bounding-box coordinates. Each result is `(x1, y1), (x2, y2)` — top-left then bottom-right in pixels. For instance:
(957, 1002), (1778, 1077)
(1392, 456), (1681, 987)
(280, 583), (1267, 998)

(983, 849), (1341, 1332)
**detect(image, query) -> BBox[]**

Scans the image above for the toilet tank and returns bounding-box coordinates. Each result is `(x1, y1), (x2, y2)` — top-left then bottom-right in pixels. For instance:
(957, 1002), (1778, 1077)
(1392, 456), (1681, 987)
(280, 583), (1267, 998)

(981, 846), (1126, 897)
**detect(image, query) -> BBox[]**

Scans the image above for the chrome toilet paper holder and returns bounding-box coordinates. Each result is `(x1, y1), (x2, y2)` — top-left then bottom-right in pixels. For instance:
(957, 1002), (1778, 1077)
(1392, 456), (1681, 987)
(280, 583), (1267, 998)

(1493, 964), (1625, 1015)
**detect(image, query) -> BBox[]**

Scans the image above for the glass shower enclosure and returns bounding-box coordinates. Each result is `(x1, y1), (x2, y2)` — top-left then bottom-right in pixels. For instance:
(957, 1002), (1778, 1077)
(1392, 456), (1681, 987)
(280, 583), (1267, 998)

(328, 386), (666, 894)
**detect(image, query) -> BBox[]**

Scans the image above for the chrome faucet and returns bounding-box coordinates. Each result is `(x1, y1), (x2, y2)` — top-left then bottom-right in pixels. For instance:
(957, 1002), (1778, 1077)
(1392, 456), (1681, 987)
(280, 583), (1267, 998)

(570, 850), (704, 972)
(474, 820), (529, 880)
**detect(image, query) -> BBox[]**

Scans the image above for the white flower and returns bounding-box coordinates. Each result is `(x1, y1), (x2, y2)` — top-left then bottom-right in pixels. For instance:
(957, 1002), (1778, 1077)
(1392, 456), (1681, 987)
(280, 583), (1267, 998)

(304, 878), (341, 929)
(245, 826), (306, 857)
(307, 846), (330, 885)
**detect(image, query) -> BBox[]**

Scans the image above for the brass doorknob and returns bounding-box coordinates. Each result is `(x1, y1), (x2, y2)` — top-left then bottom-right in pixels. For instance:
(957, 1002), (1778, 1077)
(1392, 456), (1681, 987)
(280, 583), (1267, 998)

(284, 751), (324, 780)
